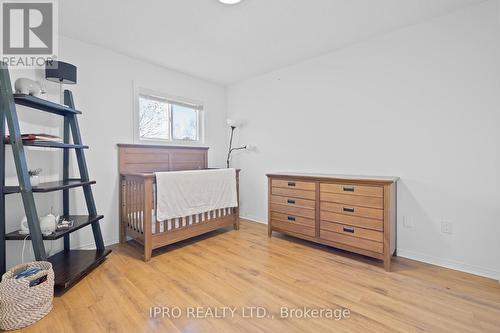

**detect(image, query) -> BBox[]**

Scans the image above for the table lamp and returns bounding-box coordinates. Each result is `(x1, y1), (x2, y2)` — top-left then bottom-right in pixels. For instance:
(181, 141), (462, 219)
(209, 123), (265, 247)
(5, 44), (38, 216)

(45, 60), (77, 104)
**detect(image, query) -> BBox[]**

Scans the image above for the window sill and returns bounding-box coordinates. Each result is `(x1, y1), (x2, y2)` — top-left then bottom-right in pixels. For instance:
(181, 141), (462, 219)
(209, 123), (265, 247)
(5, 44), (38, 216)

(119, 142), (209, 150)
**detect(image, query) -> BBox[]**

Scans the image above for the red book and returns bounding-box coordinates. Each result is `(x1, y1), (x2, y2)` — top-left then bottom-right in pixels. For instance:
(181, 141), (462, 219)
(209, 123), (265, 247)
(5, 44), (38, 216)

(5, 133), (62, 143)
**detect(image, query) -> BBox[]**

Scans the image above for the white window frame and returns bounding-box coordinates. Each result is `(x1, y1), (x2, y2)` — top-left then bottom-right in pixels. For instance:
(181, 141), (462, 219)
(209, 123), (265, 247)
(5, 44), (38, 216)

(133, 86), (205, 145)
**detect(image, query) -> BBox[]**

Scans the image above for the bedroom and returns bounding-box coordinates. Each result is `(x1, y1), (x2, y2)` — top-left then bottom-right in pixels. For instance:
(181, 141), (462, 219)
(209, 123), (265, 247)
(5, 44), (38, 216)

(0, 0), (499, 332)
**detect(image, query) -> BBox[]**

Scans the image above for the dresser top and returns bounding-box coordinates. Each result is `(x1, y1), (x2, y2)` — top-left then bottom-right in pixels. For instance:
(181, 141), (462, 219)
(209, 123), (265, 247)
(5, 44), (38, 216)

(266, 172), (399, 184)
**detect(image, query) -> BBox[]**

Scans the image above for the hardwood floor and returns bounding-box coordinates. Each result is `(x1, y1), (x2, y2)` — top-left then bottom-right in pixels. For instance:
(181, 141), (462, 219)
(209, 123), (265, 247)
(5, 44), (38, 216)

(17, 220), (500, 333)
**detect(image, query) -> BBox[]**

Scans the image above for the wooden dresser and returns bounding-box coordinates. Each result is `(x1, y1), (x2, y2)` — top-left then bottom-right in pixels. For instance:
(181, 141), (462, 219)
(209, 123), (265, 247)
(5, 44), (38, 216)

(267, 173), (399, 271)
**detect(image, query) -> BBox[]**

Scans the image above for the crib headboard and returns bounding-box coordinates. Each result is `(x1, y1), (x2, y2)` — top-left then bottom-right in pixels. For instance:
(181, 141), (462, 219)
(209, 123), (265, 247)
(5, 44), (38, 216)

(118, 144), (208, 174)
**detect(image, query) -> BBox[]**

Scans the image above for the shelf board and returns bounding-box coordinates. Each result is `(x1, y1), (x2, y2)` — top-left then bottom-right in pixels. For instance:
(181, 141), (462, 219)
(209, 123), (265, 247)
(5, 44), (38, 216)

(3, 179), (96, 194)
(14, 94), (82, 116)
(5, 215), (104, 240)
(6, 140), (88, 149)
(48, 248), (111, 292)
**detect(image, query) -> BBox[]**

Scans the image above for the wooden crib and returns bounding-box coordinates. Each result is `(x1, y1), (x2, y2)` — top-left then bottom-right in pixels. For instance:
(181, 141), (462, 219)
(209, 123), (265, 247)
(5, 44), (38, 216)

(118, 144), (239, 261)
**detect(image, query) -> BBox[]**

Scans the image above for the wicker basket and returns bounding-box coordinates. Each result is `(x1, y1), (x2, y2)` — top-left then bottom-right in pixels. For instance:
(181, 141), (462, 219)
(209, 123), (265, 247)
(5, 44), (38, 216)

(0, 261), (54, 331)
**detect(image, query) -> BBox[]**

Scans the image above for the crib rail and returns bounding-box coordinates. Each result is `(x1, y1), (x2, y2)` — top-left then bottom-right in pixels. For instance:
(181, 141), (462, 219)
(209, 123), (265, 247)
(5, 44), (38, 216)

(120, 175), (153, 241)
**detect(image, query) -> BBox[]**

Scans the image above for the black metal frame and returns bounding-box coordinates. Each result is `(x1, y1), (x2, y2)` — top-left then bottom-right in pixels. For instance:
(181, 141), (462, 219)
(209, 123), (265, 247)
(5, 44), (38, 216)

(0, 66), (5, 274)
(226, 125), (247, 168)
(0, 63), (106, 277)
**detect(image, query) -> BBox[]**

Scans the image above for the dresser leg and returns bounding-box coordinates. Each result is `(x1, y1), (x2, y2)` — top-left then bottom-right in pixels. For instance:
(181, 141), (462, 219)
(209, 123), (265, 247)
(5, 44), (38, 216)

(384, 257), (391, 272)
(268, 225), (272, 237)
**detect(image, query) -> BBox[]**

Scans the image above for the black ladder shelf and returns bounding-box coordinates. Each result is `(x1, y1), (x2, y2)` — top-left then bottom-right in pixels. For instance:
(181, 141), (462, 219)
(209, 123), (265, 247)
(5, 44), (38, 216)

(0, 63), (111, 292)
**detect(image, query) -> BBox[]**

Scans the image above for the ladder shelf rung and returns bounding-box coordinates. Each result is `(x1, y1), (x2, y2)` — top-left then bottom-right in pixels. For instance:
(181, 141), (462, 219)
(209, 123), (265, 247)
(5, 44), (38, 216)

(48, 248), (112, 292)
(3, 179), (96, 194)
(5, 140), (88, 149)
(5, 215), (104, 240)
(14, 94), (82, 116)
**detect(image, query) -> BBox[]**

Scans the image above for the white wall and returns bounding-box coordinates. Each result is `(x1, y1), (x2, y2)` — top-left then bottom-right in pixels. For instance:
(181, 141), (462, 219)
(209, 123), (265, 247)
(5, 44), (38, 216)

(227, 1), (500, 279)
(5, 36), (227, 268)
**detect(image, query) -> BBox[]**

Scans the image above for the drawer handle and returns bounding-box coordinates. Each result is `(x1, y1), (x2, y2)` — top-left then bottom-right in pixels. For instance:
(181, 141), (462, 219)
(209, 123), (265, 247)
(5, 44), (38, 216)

(287, 199), (296, 204)
(343, 227), (355, 233)
(288, 182), (296, 187)
(343, 186), (355, 192)
(343, 207), (355, 213)
(287, 216), (296, 221)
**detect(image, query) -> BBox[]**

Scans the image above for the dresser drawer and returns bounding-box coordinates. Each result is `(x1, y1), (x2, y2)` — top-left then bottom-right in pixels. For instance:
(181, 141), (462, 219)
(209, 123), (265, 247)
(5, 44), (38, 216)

(272, 219), (315, 237)
(272, 187), (316, 200)
(320, 230), (383, 254)
(321, 202), (383, 220)
(271, 203), (315, 219)
(320, 211), (383, 231)
(271, 195), (315, 209)
(320, 183), (383, 198)
(271, 211), (315, 228)
(321, 192), (383, 209)
(272, 179), (316, 191)
(320, 221), (383, 242)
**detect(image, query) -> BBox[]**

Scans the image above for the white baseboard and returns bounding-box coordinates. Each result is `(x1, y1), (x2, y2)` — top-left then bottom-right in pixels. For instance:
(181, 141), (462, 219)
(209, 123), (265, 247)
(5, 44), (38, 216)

(75, 238), (119, 250)
(240, 216), (499, 281)
(73, 223), (499, 282)
(240, 215), (267, 225)
(397, 248), (500, 281)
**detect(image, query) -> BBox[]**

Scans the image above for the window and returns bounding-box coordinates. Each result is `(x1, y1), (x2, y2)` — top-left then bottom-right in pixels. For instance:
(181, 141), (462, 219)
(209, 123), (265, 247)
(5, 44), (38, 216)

(138, 95), (170, 140)
(136, 90), (203, 143)
(172, 104), (198, 141)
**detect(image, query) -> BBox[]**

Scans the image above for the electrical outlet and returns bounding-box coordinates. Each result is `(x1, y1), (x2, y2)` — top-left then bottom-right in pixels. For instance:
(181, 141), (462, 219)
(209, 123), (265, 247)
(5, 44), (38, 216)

(403, 216), (413, 228)
(441, 221), (453, 234)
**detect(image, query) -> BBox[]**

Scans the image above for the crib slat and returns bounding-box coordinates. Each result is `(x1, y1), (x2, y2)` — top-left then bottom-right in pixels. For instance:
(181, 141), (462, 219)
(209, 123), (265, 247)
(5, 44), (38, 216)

(132, 181), (137, 232)
(128, 181), (131, 229)
(125, 181), (129, 229)
(142, 182), (146, 233)
(130, 181), (134, 231)
(143, 182), (146, 234)
(155, 214), (160, 236)
(133, 182), (137, 232)
(142, 182), (145, 233)
(125, 181), (128, 229)
(139, 182), (143, 233)
(133, 182), (137, 231)
(130, 181), (133, 230)
(135, 182), (140, 232)
(127, 181), (132, 230)
(124, 181), (128, 228)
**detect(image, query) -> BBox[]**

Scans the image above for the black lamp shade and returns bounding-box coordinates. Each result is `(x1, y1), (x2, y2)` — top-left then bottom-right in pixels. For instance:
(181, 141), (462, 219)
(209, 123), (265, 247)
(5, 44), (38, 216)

(45, 60), (77, 84)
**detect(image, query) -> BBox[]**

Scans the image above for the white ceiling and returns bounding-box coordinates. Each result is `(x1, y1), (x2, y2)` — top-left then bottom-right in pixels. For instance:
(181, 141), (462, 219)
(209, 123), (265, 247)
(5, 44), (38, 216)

(60, 0), (485, 85)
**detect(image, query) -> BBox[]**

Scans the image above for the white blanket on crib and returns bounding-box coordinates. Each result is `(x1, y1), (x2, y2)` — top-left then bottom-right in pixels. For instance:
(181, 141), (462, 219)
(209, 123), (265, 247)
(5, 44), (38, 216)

(155, 168), (238, 221)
